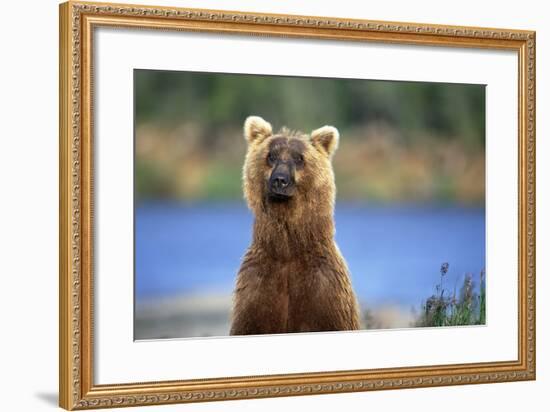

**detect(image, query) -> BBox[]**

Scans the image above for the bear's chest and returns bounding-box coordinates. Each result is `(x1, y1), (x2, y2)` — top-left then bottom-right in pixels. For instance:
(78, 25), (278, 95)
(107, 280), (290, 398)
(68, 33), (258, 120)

(260, 258), (334, 330)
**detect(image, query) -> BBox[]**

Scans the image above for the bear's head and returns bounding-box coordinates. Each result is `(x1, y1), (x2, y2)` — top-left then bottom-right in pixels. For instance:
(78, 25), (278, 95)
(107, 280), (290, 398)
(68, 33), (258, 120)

(242, 116), (339, 220)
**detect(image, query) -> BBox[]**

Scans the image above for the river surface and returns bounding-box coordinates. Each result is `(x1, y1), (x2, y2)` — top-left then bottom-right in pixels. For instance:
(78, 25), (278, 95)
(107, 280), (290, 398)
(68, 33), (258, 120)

(135, 202), (485, 310)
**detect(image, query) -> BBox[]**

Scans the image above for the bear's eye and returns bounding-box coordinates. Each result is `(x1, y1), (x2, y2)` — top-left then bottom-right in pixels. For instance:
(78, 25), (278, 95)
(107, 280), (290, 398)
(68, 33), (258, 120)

(267, 152), (277, 164)
(294, 154), (305, 166)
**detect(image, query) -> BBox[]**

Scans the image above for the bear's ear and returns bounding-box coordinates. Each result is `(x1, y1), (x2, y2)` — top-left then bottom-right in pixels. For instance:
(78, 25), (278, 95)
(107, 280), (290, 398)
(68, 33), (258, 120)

(311, 126), (339, 158)
(244, 116), (272, 144)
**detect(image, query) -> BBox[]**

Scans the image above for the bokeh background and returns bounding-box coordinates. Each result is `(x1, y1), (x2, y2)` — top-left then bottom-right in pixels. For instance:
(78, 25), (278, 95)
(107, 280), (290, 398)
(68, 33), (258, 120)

(134, 69), (486, 339)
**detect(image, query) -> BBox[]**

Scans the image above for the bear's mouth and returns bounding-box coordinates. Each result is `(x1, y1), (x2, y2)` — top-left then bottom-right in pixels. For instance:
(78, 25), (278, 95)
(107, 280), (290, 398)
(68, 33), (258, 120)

(268, 192), (293, 203)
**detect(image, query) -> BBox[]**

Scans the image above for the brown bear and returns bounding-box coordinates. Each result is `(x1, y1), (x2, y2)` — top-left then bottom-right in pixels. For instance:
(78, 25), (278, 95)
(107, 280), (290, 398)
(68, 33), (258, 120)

(229, 116), (361, 335)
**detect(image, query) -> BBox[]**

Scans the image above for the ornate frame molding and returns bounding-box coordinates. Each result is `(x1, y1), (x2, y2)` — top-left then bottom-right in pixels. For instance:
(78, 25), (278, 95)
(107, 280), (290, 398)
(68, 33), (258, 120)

(59, 1), (536, 409)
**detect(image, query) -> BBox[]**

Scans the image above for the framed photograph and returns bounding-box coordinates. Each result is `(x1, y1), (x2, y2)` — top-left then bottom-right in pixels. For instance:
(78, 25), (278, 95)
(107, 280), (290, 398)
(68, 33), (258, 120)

(59, 1), (536, 409)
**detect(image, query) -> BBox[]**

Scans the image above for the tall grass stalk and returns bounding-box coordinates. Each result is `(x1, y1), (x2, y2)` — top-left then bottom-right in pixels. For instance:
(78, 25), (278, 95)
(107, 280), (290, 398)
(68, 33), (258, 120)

(416, 263), (486, 327)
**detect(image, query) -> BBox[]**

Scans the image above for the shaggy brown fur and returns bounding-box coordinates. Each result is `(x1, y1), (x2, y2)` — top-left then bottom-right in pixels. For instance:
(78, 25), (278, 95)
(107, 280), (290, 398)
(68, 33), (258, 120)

(230, 116), (361, 335)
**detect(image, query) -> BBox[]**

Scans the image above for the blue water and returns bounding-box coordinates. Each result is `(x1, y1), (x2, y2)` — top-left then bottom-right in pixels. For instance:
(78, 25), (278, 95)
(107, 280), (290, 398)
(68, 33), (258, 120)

(135, 202), (485, 308)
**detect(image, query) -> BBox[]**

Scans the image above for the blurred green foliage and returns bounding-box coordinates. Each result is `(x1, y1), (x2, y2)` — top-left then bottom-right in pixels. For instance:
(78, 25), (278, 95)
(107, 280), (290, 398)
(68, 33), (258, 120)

(136, 70), (484, 147)
(135, 70), (485, 203)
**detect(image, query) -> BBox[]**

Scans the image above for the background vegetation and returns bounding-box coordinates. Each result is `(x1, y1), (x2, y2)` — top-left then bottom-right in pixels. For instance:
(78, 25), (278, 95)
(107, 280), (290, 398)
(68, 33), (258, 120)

(415, 263), (486, 328)
(135, 70), (485, 204)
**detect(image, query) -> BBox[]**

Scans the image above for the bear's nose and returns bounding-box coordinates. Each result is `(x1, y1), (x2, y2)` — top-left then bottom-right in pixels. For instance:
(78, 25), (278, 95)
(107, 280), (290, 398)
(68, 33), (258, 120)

(272, 174), (289, 189)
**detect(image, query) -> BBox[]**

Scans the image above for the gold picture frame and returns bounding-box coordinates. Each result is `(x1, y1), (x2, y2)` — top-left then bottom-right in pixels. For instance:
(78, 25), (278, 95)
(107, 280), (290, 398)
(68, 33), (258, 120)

(59, 1), (536, 409)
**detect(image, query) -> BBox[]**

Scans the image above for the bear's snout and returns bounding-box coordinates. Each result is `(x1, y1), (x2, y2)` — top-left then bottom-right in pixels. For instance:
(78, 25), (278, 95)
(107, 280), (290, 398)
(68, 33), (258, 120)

(272, 173), (289, 189)
(268, 163), (295, 200)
